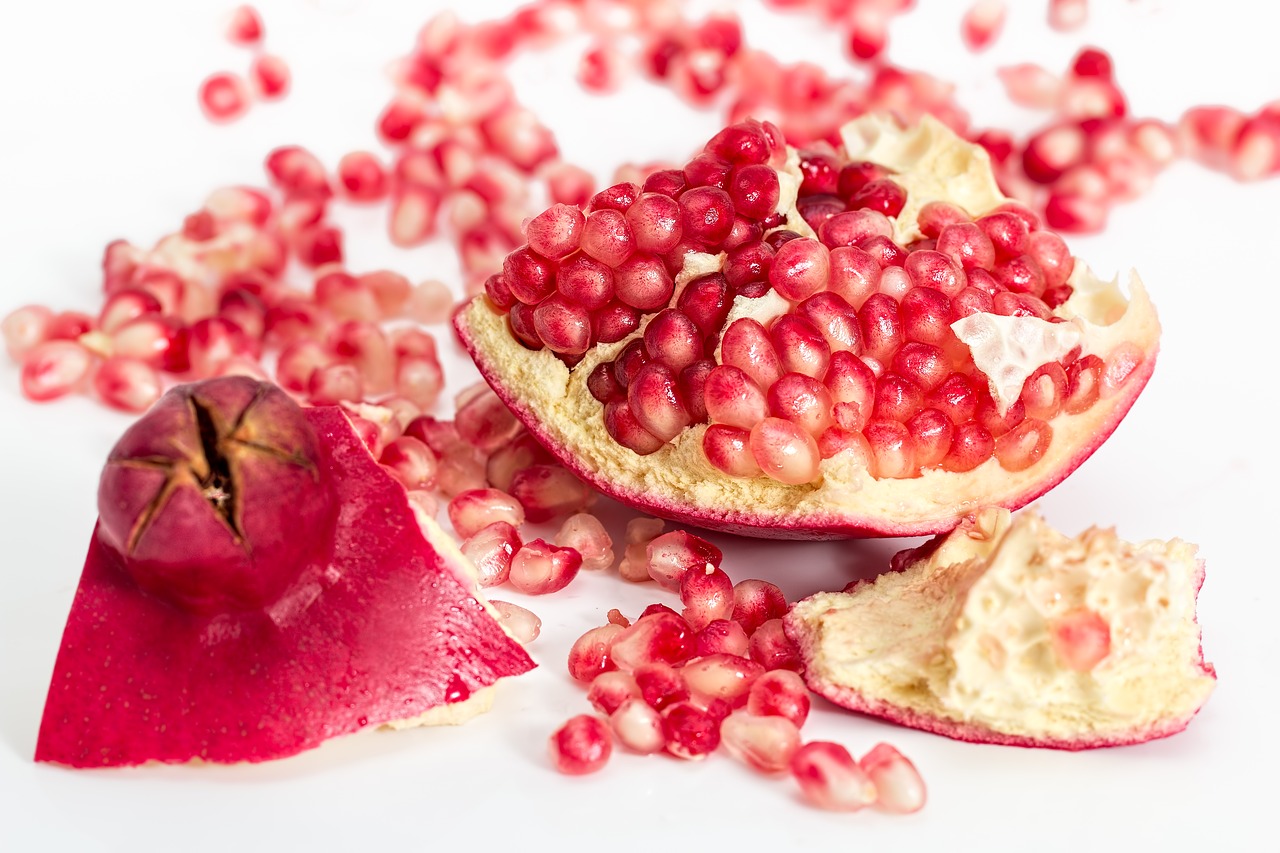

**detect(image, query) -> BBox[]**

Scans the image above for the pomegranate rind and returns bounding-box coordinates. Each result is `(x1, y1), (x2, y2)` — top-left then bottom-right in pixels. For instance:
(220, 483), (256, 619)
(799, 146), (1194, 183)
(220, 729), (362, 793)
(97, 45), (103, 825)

(456, 116), (1160, 539)
(784, 509), (1216, 749)
(35, 407), (535, 768)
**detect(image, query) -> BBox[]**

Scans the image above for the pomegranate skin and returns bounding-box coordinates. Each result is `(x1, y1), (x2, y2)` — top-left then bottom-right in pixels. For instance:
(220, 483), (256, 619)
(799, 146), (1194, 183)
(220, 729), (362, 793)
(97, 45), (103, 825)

(97, 377), (337, 613)
(37, 405), (535, 768)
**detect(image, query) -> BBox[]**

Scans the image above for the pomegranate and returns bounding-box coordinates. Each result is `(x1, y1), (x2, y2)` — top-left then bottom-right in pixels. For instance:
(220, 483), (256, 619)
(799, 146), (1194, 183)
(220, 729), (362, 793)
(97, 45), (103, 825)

(36, 377), (535, 767)
(785, 507), (1216, 748)
(457, 115), (1160, 538)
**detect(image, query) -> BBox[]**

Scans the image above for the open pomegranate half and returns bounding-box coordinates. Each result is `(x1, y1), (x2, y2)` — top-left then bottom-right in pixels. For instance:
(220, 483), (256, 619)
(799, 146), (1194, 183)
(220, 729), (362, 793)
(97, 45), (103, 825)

(785, 508), (1216, 749)
(37, 377), (534, 768)
(456, 115), (1159, 537)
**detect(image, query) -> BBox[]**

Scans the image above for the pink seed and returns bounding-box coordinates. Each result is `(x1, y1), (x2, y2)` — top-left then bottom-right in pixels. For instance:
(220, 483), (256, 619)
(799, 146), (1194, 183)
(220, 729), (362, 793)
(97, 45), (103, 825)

(675, 273), (732, 337)
(858, 293), (903, 364)
(695, 619), (751, 657)
(20, 340), (93, 402)
(610, 698), (667, 754)
(337, 151), (389, 203)
(724, 241), (775, 289)
(113, 315), (189, 372)
(818, 210), (893, 250)
(610, 612), (696, 672)
(644, 309), (703, 373)
(250, 54), (290, 100)
(328, 320), (394, 394)
(661, 701), (720, 760)
(961, 0), (1007, 51)
(627, 362), (690, 442)
(503, 247), (557, 305)
(730, 579), (788, 636)
(977, 211), (1029, 258)
(749, 417), (821, 485)
(864, 419), (918, 479)
(796, 292), (862, 354)
(721, 711), (802, 773)
(2, 304), (54, 359)
(994, 418), (1053, 471)
(900, 286), (953, 346)
(588, 671), (641, 715)
(749, 618), (801, 671)
(92, 356), (161, 412)
(533, 295), (592, 356)
(557, 254), (616, 310)
(1023, 123), (1087, 184)
(549, 715), (612, 775)
(448, 488), (525, 538)
(225, 4), (263, 44)
(728, 163), (781, 220)
(769, 238), (830, 302)
(198, 72), (249, 123)
(265, 145), (330, 197)
(509, 538), (582, 595)
(942, 422), (996, 472)
(488, 600), (541, 644)
(768, 373), (836, 437)
(1051, 608), (1111, 671)
(823, 351), (876, 430)
(568, 623), (626, 682)
(580, 208), (635, 267)
(626, 193), (684, 254)
(389, 188), (442, 247)
(873, 373), (925, 423)
(646, 530), (723, 591)
(1026, 231), (1075, 289)
(308, 362), (362, 406)
(613, 252), (674, 311)
(702, 424), (764, 477)
(99, 288), (162, 335)
(721, 318), (783, 390)
(604, 400), (665, 456)
(455, 388), (521, 452)
(791, 741), (878, 811)
(770, 315), (831, 379)
(378, 435), (439, 491)
(680, 654), (764, 707)
(679, 186), (735, 248)
(860, 743), (927, 814)
(555, 513), (614, 570)
(634, 662), (690, 711)
(617, 517), (666, 583)
(680, 566), (736, 630)
(526, 204), (585, 259)
(747, 670), (811, 728)
(907, 408), (954, 469)
(704, 365), (767, 429)
(592, 301), (640, 344)
(509, 464), (592, 523)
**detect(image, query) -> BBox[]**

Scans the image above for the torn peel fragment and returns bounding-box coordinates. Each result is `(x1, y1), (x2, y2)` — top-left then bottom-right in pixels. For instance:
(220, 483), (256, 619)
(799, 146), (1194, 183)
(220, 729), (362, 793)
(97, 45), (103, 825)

(785, 508), (1215, 749)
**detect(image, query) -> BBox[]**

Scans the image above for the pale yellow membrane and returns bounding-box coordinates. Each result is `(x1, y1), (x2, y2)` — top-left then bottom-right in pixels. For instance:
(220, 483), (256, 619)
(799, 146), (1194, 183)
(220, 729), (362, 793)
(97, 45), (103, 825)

(789, 509), (1216, 741)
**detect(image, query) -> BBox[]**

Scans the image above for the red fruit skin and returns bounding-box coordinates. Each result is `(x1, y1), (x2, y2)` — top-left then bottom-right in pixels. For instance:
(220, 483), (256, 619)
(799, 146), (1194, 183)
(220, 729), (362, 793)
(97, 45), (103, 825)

(456, 304), (1158, 539)
(35, 407), (535, 768)
(783, 563), (1216, 750)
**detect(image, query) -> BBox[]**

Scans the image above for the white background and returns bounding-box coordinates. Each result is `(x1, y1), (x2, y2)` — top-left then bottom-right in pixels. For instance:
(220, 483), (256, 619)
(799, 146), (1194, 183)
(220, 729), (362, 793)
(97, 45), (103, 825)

(2, 1), (1277, 850)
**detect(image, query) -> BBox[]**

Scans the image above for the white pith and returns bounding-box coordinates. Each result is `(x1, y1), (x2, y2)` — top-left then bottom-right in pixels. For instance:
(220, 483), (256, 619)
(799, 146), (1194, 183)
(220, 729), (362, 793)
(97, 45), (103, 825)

(786, 509), (1215, 742)
(459, 115), (1161, 535)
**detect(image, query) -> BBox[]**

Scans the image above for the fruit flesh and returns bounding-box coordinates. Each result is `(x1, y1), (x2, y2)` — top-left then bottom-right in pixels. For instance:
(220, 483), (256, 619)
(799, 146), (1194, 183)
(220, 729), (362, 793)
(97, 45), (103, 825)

(784, 508), (1216, 749)
(458, 115), (1160, 537)
(36, 405), (535, 767)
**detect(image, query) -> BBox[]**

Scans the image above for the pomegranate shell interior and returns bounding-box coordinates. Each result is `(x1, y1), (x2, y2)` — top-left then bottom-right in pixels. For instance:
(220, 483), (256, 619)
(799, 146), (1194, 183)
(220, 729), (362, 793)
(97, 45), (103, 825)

(457, 115), (1161, 538)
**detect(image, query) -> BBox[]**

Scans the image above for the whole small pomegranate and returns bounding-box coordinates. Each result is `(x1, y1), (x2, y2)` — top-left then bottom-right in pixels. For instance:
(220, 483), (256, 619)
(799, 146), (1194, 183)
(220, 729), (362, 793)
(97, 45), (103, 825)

(96, 376), (337, 613)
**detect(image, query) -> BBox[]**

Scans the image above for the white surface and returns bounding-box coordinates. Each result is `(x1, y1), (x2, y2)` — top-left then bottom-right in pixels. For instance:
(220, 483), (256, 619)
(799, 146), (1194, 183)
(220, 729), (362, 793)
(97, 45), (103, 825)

(1, 1), (1276, 849)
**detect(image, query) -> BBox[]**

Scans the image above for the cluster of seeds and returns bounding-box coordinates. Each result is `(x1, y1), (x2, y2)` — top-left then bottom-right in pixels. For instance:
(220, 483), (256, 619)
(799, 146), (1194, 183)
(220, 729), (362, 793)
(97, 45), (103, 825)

(198, 5), (290, 123)
(545, 526), (925, 814)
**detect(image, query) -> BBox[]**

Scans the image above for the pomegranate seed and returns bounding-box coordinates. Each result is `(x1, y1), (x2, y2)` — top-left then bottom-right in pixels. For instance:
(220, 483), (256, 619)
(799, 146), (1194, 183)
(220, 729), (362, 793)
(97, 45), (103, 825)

(680, 566), (735, 630)
(448, 488), (525, 539)
(580, 209), (635, 267)
(744, 616), (800, 671)
(295, 225), (344, 267)
(703, 365), (767, 430)
(702, 424), (763, 477)
(721, 318), (783, 391)
(461, 522), (522, 588)
(198, 73), (249, 123)
(994, 418), (1053, 471)
(610, 698), (666, 754)
(588, 671), (641, 715)
(610, 612), (696, 672)
(791, 742), (877, 812)
(396, 355), (445, 410)
(20, 340), (93, 402)
(770, 315), (832, 380)
(769, 238), (830, 302)
(721, 711), (802, 773)
(336, 151), (389, 203)
(555, 513), (614, 571)
(379, 436), (439, 491)
(864, 419), (918, 479)
(488, 600), (541, 645)
(226, 5), (263, 44)
(681, 654), (764, 708)
(308, 362), (362, 406)
(98, 289), (161, 335)
(3, 305), (54, 359)
(510, 464), (592, 523)
(626, 193), (684, 254)
(696, 619), (751, 657)
(527, 204), (586, 260)
(646, 530), (723, 591)
(859, 293), (903, 364)
(644, 309), (703, 373)
(634, 662), (690, 711)
(549, 715), (611, 775)
(265, 145), (330, 198)
(750, 417), (821, 485)
(614, 253), (674, 311)
(747, 670), (811, 728)
(860, 743), (927, 814)
(509, 538), (582, 595)
(250, 54), (290, 100)
(91, 356), (160, 412)
(1051, 608), (1111, 671)
(661, 701), (720, 760)
(730, 579), (787, 636)
(568, 624), (626, 682)
(112, 315), (189, 372)
(961, 0), (1006, 51)
(728, 164), (781, 220)
(769, 373), (836, 437)
(605, 400), (665, 456)
(679, 186), (735, 248)
(557, 255), (615, 310)
(724, 241), (774, 289)
(1048, 0), (1088, 31)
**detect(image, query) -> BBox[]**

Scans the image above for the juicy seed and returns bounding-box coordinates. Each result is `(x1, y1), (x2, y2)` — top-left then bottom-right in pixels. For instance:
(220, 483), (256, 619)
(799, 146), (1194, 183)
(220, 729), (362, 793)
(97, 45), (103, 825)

(860, 743), (927, 814)
(508, 538), (583, 595)
(448, 488), (525, 538)
(747, 670), (811, 728)
(679, 566), (736, 630)
(702, 424), (763, 477)
(488, 600), (542, 644)
(610, 698), (667, 754)
(661, 701), (721, 760)
(646, 530), (723, 592)
(567, 624), (626, 682)
(791, 741), (878, 812)
(587, 671), (642, 715)
(460, 521), (522, 587)
(721, 711), (802, 773)
(555, 513), (614, 570)
(548, 715), (612, 775)
(749, 417), (821, 485)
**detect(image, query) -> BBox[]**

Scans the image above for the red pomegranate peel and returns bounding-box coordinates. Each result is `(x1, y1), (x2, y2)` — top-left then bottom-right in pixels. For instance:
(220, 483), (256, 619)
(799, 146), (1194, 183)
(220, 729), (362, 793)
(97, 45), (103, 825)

(36, 404), (534, 768)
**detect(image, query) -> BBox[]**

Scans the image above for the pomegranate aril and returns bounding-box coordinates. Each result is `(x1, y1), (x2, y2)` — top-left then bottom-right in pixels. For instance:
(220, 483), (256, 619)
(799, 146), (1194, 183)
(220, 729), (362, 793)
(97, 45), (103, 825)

(510, 464), (592, 523)
(3, 305), (54, 359)
(643, 309), (702, 373)
(553, 513), (613, 571)
(680, 566), (735, 630)
(580, 208), (634, 267)
(993, 291), (1052, 320)
(337, 151), (388, 203)
(721, 711), (802, 774)
(828, 246), (885, 310)
(721, 318), (783, 390)
(791, 741), (877, 812)
(679, 186), (735, 248)
(873, 374), (925, 424)
(977, 211), (1029, 258)
(860, 743), (927, 814)
(98, 289), (162, 335)
(448, 488), (525, 539)
(557, 255), (615, 311)
(661, 701), (720, 760)
(20, 340), (94, 402)
(977, 394), (1025, 437)
(604, 400), (665, 456)
(624, 193), (683, 255)
(46, 311), (94, 342)
(633, 662), (690, 711)
(994, 418), (1053, 471)
(610, 612), (696, 672)
(265, 145), (330, 197)
(725, 241), (775, 289)
(509, 538), (582, 595)
(696, 619), (751, 658)
(91, 356), (161, 412)
(549, 715), (612, 775)
(847, 179), (906, 218)
(614, 252), (674, 311)
(907, 408), (954, 469)
(749, 619), (801, 671)
(770, 315), (831, 380)
(864, 419), (917, 479)
(702, 424), (763, 477)
(646, 530), (722, 592)
(728, 579), (787, 637)
(503, 247), (557, 305)
(942, 421), (996, 472)
(676, 273), (732, 337)
(396, 355), (444, 409)
(749, 417), (820, 486)
(250, 54), (290, 99)
(489, 600), (541, 645)
(569, 624), (626, 682)
(747, 670), (810, 728)
(588, 181), (640, 213)
(683, 153), (732, 190)
(588, 671), (641, 716)
(681, 654), (763, 708)
(532, 295), (592, 357)
(626, 362), (690, 442)
(226, 4), (263, 44)
(610, 698), (667, 754)
(768, 373), (835, 438)
(1020, 362), (1068, 420)
(592, 301), (640, 344)
(198, 72), (249, 123)
(858, 293), (903, 364)
(379, 436), (439, 491)
(113, 315), (189, 372)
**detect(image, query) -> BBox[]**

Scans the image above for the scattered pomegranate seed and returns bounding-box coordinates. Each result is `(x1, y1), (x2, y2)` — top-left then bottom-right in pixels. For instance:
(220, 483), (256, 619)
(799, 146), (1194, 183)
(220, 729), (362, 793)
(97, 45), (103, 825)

(226, 5), (263, 45)
(721, 711), (802, 773)
(549, 715), (612, 775)
(555, 513), (614, 570)
(860, 743), (927, 813)
(448, 488), (525, 538)
(251, 55), (290, 100)
(20, 341), (94, 402)
(791, 741), (878, 812)
(92, 356), (162, 413)
(568, 623), (626, 682)
(198, 73), (250, 123)
(488, 600), (541, 644)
